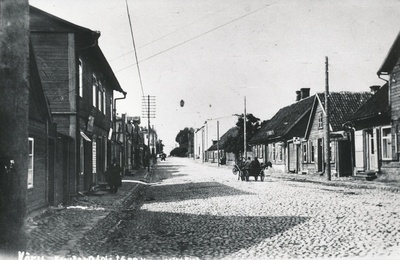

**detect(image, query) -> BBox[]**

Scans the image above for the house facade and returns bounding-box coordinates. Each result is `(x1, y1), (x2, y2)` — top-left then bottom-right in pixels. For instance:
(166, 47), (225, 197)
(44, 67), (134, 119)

(30, 6), (125, 192)
(303, 92), (372, 177)
(375, 31), (400, 179)
(249, 88), (314, 173)
(26, 43), (61, 212)
(205, 127), (239, 165)
(350, 84), (390, 176)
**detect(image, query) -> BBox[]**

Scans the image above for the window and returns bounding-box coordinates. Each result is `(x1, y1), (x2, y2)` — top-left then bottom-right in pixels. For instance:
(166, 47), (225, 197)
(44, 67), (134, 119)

(318, 112), (323, 129)
(303, 142), (308, 163)
(259, 145), (263, 159)
(277, 143), (283, 161)
(103, 91), (106, 115)
(382, 126), (392, 160)
(110, 97), (113, 121)
(99, 88), (103, 113)
(310, 141), (315, 163)
(28, 138), (34, 188)
(271, 143), (276, 161)
(93, 75), (98, 108)
(79, 59), (83, 97)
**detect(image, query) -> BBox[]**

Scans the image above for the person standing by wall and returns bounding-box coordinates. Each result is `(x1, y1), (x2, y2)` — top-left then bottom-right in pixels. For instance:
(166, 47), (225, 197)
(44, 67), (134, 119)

(106, 158), (122, 193)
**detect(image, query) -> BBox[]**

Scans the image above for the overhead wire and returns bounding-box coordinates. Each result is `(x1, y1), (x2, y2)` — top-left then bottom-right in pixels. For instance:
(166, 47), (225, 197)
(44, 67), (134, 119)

(125, 0), (145, 97)
(115, 0), (281, 74)
(108, 5), (230, 63)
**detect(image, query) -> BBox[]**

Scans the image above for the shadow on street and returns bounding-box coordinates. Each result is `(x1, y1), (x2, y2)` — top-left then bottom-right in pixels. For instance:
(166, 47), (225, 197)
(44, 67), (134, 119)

(146, 181), (254, 202)
(95, 209), (310, 259)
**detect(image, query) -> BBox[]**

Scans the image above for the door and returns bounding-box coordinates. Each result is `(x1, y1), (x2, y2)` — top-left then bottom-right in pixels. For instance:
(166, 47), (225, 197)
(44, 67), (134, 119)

(367, 129), (379, 171)
(317, 138), (323, 172)
(354, 130), (364, 172)
(288, 142), (296, 172)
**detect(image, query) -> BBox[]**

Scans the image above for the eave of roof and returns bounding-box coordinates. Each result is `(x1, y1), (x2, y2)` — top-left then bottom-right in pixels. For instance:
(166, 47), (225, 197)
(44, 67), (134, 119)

(206, 127), (239, 151)
(351, 84), (390, 124)
(249, 95), (315, 144)
(30, 6), (125, 94)
(30, 5), (94, 34)
(377, 31), (400, 75)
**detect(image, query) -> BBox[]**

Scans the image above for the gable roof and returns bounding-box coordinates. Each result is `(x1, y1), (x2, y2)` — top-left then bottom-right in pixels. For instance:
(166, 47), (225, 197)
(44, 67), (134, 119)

(305, 92), (372, 137)
(249, 95), (315, 144)
(320, 92), (372, 131)
(207, 127), (239, 151)
(30, 6), (98, 46)
(350, 84), (390, 128)
(378, 31), (400, 75)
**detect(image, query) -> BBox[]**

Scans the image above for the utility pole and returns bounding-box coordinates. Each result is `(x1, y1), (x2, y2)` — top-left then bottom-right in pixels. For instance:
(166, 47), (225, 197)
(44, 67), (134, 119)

(0, 0), (29, 251)
(244, 96), (247, 159)
(202, 127), (205, 163)
(187, 131), (190, 158)
(217, 121), (220, 167)
(325, 56), (331, 181)
(142, 95), (155, 172)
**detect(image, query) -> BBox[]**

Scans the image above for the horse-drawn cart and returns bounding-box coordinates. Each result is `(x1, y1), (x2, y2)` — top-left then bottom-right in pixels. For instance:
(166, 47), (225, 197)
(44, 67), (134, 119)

(232, 164), (265, 181)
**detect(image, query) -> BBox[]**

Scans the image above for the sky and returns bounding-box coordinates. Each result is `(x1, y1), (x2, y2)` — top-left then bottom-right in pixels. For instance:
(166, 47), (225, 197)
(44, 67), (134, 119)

(30, 0), (400, 153)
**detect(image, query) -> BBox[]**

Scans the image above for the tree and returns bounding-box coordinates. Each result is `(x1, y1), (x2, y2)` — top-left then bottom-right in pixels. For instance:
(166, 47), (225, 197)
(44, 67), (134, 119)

(171, 127), (194, 157)
(224, 113), (261, 162)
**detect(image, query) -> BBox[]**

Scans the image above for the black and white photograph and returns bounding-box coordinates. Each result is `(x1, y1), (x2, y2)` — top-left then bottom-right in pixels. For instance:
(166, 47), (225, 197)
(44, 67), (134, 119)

(1, 0), (400, 259)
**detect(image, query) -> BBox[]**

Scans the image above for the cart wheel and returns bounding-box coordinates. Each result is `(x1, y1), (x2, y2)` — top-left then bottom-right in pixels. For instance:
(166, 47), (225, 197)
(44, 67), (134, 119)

(261, 172), (265, 182)
(232, 167), (238, 175)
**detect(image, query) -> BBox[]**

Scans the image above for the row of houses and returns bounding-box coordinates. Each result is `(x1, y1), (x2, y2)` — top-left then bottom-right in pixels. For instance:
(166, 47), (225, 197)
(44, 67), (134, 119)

(195, 31), (400, 181)
(0, 6), (159, 219)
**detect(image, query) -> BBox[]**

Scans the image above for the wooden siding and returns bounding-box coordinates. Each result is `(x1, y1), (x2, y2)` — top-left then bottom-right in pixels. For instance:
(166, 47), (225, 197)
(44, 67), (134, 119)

(391, 60), (400, 120)
(27, 120), (48, 213)
(31, 33), (71, 113)
(305, 105), (325, 173)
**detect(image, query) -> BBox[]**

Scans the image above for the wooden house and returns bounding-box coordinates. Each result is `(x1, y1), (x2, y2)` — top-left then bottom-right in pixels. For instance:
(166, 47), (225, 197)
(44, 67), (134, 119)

(375, 31), (400, 179)
(303, 92), (372, 177)
(350, 84), (390, 176)
(27, 43), (60, 212)
(206, 126), (239, 165)
(30, 6), (126, 192)
(249, 89), (314, 173)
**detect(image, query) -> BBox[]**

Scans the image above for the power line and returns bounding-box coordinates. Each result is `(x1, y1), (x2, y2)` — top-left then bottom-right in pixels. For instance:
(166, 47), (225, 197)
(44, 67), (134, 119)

(125, 0), (145, 97)
(115, 0), (280, 74)
(108, 5), (230, 63)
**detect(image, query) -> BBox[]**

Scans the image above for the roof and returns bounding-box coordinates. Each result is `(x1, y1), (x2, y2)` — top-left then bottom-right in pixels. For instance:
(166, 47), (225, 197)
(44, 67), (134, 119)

(89, 46), (125, 94)
(30, 6), (94, 33)
(249, 95), (315, 144)
(378, 31), (400, 75)
(207, 127), (239, 151)
(315, 92), (373, 132)
(351, 84), (390, 127)
(30, 6), (125, 94)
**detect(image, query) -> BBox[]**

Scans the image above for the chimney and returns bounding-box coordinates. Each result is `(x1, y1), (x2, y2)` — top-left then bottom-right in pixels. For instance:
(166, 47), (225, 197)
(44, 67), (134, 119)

(300, 88), (310, 99)
(295, 90), (301, 101)
(370, 85), (380, 94)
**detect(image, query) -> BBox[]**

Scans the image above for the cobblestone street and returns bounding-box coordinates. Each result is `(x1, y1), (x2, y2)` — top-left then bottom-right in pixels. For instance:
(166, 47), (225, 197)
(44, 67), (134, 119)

(23, 157), (400, 260)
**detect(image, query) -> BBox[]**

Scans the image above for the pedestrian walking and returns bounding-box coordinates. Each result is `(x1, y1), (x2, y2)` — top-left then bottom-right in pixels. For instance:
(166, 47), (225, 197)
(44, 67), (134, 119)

(106, 158), (122, 193)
